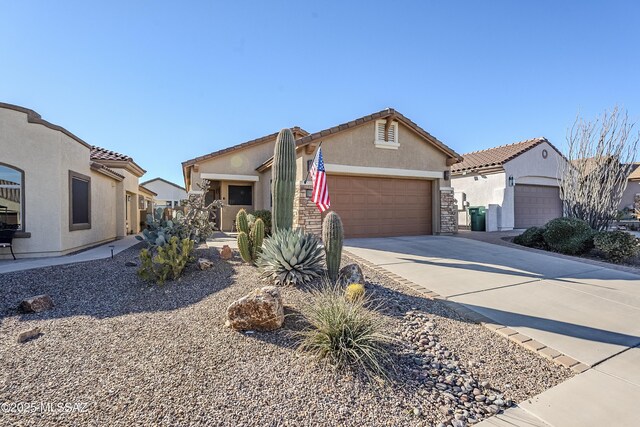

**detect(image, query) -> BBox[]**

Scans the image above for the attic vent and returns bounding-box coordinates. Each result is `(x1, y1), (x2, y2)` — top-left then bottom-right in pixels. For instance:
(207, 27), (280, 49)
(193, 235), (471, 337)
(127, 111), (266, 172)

(374, 120), (399, 150)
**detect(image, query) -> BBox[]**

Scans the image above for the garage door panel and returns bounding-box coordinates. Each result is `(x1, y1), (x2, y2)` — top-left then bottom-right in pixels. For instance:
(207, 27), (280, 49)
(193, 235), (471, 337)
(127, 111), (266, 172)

(326, 175), (433, 238)
(514, 185), (562, 228)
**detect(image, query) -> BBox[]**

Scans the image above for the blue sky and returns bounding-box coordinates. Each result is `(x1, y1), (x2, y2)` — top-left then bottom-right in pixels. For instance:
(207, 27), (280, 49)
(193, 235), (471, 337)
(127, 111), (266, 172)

(1, 1), (639, 185)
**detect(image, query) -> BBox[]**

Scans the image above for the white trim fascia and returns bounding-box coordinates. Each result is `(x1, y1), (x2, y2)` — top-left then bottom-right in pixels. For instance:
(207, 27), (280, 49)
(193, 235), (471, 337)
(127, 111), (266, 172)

(200, 173), (260, 182)
(324, 164), (443, 179)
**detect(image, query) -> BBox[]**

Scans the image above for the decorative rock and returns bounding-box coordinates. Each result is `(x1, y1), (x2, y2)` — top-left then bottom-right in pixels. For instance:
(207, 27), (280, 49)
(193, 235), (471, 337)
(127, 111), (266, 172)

(337, 263), (365, 286)
(225, 286), (284, 331)
(20, 294), (54, 313)
(197, 258), (214, 270)
(17, 327), (42, 343)
(219, 245), (233, 260)
(125, 261), (137, 267)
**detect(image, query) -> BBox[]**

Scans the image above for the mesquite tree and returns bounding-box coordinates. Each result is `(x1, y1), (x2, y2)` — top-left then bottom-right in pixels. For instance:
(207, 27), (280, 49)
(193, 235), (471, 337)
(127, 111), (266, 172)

(559, 107), (639, 231)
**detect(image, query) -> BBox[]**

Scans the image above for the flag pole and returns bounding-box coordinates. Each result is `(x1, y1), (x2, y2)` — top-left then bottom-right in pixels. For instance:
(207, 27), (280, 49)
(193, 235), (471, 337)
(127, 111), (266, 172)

(303, 141), (323, 184)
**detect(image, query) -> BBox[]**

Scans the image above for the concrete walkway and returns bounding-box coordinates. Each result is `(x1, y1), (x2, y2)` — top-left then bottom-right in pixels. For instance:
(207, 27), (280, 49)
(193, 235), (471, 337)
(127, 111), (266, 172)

(0, 235), (141, 274)
(345, 235), (640, 427)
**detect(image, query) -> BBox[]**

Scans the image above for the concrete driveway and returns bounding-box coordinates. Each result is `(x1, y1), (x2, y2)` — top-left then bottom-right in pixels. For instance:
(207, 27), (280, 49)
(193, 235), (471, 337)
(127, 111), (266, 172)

(345, 235), (640, 427)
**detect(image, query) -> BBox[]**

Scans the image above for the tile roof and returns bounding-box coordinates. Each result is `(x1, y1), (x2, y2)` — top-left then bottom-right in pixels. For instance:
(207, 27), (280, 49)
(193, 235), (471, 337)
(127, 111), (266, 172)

(89, 162), (125, 181)
(181, 127), (309, 167)
(452, 137), (552, 174)
(90, 146), (132, 162)
(140, 177), (186, 191)
(628, 163), (640, 180)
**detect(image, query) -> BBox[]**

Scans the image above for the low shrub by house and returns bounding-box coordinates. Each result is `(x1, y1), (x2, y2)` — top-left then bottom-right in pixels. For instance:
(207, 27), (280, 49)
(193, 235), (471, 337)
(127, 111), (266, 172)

(298, 284), (392, 379)
(593, 231), (640, 263)
(542, 218), (594, 255)
(513, 226), (546, 249)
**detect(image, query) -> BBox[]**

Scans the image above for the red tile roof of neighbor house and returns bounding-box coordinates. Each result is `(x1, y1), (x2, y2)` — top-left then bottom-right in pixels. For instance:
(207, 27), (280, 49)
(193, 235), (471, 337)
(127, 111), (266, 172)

(451, 137), (562, 174)
(90, 146), (132, 161)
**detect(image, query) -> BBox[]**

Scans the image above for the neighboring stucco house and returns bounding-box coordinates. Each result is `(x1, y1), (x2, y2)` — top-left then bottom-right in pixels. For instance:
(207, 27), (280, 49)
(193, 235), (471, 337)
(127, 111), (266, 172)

(0, 102), (150, 258)
(182, 108), (462, 237)
(452, 138), (566, 231)
(140, 177), (187, 208)
(620, 164), (640, 216)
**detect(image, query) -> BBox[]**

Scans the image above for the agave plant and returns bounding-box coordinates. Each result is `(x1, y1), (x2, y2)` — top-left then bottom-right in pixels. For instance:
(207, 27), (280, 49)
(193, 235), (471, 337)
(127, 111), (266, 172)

(257, 228), (324, 286)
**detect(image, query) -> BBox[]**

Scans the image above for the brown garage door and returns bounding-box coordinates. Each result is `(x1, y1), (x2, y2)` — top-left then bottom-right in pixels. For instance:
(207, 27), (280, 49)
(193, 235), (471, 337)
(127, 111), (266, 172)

(514, 184), (562, 228)
(326, 175), (432, 238)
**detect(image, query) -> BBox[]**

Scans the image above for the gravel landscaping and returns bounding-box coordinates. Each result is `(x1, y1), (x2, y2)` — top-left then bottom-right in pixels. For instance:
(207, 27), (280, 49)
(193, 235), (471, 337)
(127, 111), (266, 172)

(0, 243), (573, 426)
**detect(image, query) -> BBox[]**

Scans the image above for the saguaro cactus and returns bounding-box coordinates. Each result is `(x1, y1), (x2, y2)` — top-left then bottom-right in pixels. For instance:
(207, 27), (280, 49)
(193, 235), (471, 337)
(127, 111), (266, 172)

(322, 211), (344, 282)
(272, 128), (296, 232)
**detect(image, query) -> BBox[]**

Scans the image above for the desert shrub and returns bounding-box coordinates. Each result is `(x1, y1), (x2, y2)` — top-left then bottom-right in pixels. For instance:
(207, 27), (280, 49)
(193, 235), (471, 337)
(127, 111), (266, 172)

(543, 218), (595, 255)
(136, 207), (189, 247)
(345, 283), (365, 302)
(593, 231), (640, 263)
(138, 236), (195, 285)
(236, 209), (264, 264)
(298, 284), (392, 379)
(257, 228), (324, 286)
(513, 226), (546, 248)
(251, 210), (272, 235)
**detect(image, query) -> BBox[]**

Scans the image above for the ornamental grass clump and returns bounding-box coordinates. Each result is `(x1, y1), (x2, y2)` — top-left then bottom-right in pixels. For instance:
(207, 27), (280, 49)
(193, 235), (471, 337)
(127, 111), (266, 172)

(298, 283), (392, 379)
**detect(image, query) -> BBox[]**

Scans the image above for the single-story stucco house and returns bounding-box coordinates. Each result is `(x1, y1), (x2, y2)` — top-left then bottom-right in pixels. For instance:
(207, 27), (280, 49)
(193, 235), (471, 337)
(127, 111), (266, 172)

(452, 137), (567, 231)
(140, 177), (188, 208)
(620, 164), (640, 216)
(182, 108), (463, 238)
(0, 102), (152, 258)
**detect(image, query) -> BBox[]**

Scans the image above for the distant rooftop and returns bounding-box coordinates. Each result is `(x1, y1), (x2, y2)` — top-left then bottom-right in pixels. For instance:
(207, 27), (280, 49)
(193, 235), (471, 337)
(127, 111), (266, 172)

(452, 137), (552, 173)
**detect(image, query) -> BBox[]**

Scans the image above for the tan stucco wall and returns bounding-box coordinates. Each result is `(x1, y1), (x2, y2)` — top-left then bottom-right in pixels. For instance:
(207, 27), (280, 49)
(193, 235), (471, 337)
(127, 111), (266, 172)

(0, 107), (123, 258)
(299, 121), (450, 177)
(620, 180), (640, 210)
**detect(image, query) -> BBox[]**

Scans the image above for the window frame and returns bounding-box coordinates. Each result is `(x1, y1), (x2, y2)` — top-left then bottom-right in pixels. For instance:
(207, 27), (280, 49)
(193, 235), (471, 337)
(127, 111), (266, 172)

(0, 162), (25, 232)
(68, 170), (92, 231)
(374, 119), (400, 150)
(227, 184), (253, 206)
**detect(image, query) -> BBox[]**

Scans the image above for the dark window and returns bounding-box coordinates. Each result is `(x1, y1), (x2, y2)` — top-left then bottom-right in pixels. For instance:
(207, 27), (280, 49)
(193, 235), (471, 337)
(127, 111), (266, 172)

(228, 185), (252, 206)
(69, 171), (91, 230)
(0, 163), (24, 231)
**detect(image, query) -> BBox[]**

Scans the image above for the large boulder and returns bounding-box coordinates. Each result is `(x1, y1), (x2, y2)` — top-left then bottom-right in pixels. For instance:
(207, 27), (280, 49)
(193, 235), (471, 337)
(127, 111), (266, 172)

(20, 294), (54, 313)
(226, 286), (284, 331)
(337, 263), (365, 287)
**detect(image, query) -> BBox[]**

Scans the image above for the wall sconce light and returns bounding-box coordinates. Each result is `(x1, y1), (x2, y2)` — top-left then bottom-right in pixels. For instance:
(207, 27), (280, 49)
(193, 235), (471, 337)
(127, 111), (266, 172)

(444, 171), (450, 181)
(508, 176), (514, 186)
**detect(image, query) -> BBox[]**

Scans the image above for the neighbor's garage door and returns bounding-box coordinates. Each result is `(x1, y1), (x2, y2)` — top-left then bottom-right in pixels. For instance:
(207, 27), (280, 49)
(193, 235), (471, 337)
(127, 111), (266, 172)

(514, 184), (562, 228)
(326, 175), (432, 238)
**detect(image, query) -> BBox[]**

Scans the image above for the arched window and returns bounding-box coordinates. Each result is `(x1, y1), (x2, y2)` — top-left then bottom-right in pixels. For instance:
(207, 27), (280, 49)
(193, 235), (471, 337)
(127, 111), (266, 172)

(0, 163), (24, 231)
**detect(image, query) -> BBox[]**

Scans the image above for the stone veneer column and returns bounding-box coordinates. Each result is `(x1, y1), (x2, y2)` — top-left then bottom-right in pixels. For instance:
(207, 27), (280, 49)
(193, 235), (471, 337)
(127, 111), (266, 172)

(440, 188), (458, 234)
(293, 182), (322, 236)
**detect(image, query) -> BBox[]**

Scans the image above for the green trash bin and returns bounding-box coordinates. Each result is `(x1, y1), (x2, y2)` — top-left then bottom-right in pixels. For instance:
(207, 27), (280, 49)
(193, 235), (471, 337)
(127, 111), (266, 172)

(469, 206), (486, 231)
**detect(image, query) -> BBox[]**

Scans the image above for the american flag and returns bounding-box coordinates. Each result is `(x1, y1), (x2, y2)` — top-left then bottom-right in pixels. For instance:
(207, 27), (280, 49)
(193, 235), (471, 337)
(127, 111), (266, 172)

(310, 147), (331, 212)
